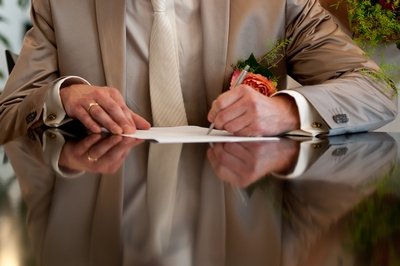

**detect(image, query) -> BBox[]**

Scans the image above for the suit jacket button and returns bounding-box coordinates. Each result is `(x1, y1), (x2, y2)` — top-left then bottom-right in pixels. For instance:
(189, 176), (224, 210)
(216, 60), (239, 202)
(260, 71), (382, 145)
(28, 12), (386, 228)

(25, 111), (37, 124)
(312, 122), (322, 128)
(47, 114), (57, 121)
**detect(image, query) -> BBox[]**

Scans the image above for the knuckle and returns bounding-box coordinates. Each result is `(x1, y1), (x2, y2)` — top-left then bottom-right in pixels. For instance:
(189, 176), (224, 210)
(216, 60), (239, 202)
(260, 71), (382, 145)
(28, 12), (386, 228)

(71, 99), (81, 111)
(225, 120), (240, 133)
(104, 120), (115, 129)
(217, 111), (228, 122)
(224, 123), (234, 132)
(76, 108), (90, 120)
(247, 99), (259, 111)
(91, 106), (103, 116)
(92, 89), (103, 98)
(80, 115), (92, 125)
(213, 165), (225, 177)
(217, 152), (231, 164)
(81, 117), (98, 130)
(105, 107), (119, 117)
(107, 87), (121, 96)
(214, 99), (224, 110)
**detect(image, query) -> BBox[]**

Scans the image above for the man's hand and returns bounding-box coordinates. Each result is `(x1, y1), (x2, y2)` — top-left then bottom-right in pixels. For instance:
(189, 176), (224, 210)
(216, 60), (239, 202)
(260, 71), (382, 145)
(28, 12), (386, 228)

(207, 140), (300, 188)
(60, 84), (151, 134)
(208, 85), (300, 136)
(59, 134), (143, 173)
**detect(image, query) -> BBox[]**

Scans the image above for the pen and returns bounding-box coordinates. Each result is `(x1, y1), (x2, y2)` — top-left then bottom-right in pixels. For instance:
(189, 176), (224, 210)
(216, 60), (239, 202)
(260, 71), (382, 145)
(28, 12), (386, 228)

(207, 65), (250, 135)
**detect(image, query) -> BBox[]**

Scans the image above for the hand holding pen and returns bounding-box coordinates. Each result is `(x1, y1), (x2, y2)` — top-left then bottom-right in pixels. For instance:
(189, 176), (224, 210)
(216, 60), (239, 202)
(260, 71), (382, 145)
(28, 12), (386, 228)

(207, 65), (250, 135)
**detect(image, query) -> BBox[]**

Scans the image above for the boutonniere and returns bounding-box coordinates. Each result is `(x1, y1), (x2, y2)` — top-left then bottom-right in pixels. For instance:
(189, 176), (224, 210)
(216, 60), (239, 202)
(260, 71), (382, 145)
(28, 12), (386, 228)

(230, 39), (291, 96)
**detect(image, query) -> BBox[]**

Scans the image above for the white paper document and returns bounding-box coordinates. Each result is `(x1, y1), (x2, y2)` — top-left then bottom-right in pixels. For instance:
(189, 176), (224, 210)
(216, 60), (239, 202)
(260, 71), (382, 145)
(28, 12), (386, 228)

(123, 126), (279, 143)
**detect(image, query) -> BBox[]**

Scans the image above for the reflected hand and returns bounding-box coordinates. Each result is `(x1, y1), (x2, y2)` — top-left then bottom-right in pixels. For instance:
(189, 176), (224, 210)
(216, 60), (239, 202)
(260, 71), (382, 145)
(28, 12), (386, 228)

(60, 84), (151, 134)
(59, 134), (143, 173)
(207, 139), (299, 187)
(207, 86), (300, 136)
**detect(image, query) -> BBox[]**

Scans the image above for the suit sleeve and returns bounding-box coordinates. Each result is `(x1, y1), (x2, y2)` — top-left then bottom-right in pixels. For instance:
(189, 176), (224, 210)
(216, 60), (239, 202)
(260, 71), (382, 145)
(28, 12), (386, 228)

(285, 0), (397, 135)
(0, 0), (59, 143)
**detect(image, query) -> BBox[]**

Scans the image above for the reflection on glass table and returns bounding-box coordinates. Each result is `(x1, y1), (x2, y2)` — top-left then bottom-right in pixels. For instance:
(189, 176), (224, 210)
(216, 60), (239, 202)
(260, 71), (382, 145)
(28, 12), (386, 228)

(0, 145), (30, 266)
(2, 129), (400, 266)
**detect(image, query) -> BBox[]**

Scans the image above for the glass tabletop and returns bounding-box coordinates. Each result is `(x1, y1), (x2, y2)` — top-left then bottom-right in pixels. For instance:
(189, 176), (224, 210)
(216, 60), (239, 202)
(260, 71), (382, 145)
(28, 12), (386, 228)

(1, 129), (399, 266)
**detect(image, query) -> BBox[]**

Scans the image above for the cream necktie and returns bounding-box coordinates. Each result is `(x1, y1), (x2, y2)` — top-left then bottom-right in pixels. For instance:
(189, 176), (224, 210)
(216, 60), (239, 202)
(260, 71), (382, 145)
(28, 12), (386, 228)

(147, 143), (182, 253)
(149, 0), (188, 126)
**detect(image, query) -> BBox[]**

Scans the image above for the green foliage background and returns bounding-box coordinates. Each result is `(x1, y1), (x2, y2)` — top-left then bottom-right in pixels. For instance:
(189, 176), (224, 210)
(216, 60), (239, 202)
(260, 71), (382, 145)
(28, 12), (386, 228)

(331, 0), (400, 93)
(346, 0), (400, 48)
(0, 0), (30, 79)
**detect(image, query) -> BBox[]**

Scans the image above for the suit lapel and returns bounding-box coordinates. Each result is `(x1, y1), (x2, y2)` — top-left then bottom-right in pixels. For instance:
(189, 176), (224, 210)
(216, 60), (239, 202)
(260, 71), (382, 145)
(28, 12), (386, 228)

(200, 0), (231, 108)
(95, 0), (126, 91)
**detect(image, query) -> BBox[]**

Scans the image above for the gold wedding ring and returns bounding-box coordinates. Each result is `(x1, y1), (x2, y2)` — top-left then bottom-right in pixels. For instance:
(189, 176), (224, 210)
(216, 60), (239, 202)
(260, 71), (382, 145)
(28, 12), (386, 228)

(87, 102), (100, 114)
(87, 151), (98, 162)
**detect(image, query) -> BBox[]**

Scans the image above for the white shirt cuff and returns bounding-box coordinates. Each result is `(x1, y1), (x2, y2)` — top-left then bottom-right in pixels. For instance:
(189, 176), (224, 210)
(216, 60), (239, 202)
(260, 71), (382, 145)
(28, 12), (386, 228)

(275, 90), (329, 137)
(274, 138), (324, 178)
(43, 76), (90, 127)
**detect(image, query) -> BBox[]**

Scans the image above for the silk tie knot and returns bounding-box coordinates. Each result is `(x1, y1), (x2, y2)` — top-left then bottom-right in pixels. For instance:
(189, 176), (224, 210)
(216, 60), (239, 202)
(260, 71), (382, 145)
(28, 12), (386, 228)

(151, 0), (166, 13)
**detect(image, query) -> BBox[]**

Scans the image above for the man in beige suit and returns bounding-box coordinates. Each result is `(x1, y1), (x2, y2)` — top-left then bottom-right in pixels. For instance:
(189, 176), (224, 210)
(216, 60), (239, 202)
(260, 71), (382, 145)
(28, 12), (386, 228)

(0, 0), (397, 143)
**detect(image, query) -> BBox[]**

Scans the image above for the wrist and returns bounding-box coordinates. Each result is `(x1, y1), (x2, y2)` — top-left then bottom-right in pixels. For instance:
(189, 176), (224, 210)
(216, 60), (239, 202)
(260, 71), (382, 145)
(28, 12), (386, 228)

(274, 94), (300, 132)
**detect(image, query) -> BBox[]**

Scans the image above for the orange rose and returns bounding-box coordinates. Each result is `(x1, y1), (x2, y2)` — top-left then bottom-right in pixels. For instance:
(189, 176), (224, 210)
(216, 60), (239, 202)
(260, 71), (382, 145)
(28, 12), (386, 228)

(230, 69), (277, 96)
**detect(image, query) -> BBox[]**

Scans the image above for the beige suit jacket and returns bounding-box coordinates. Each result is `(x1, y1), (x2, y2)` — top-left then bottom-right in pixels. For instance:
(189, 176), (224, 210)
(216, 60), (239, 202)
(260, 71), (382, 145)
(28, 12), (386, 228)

(0, 0), (397, 143)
